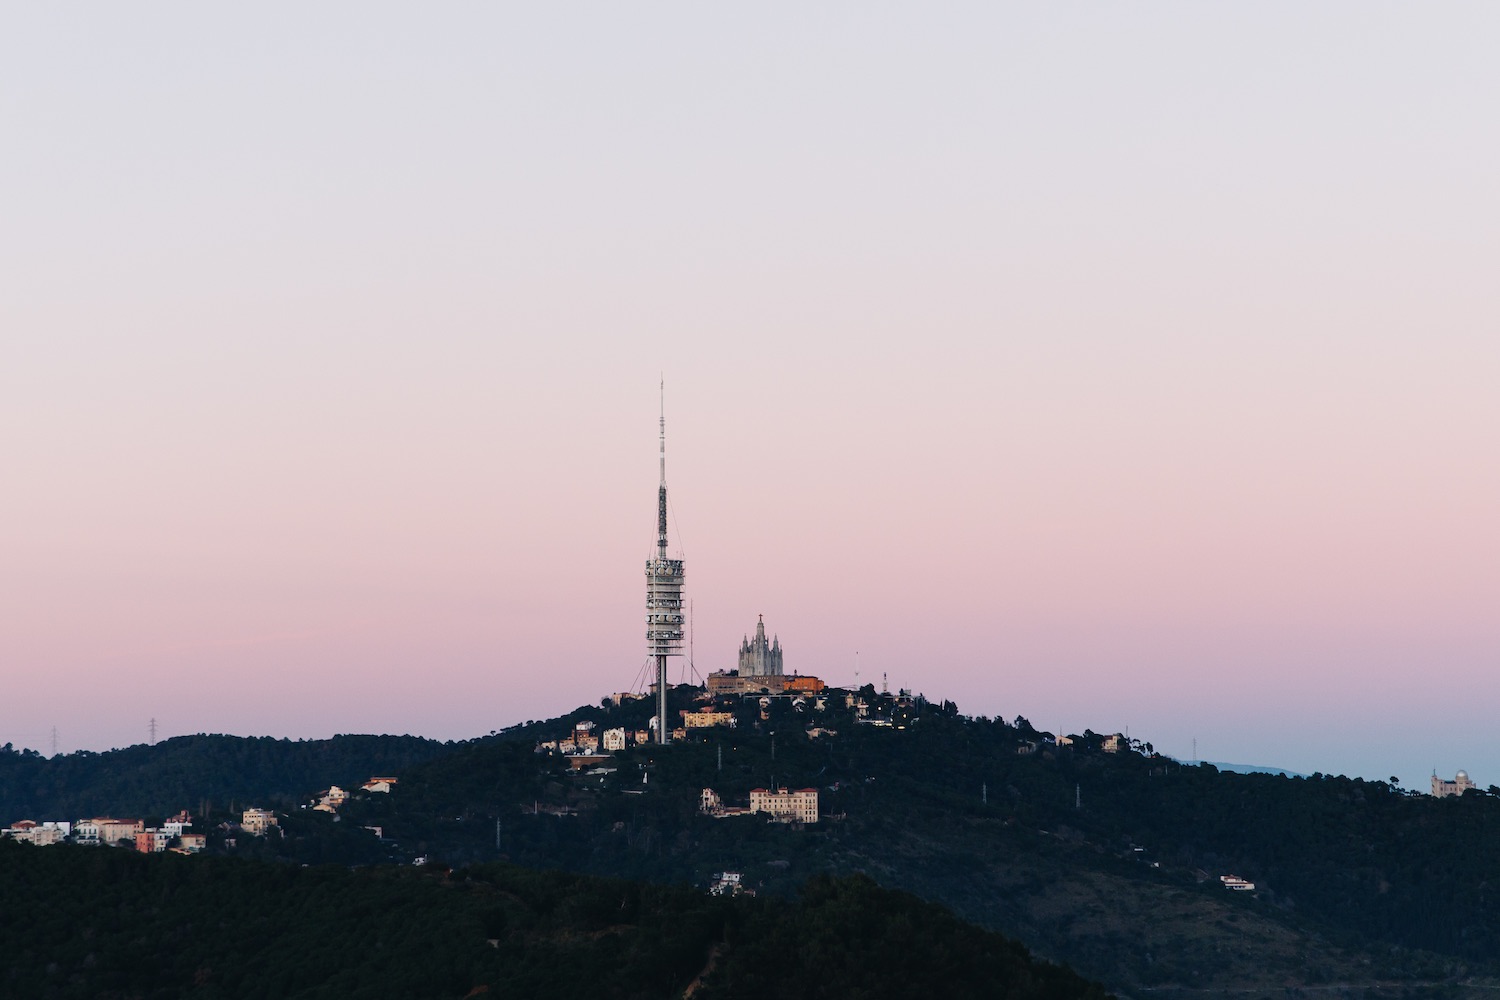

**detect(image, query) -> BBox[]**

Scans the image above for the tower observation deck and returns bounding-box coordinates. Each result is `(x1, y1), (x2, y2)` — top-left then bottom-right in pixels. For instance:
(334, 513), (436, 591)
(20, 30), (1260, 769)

(645, 385), (684, 744)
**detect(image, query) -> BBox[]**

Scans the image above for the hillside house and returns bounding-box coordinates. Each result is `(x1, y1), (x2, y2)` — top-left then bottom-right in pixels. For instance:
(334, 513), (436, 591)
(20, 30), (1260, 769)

(75, 818), (143, 847)
(315, 786), (349, 813)
(241, 808), (279, 836)
(681, 709), (735, 729)
(749, 787), (819, 824)
(709, 872), (753, 896)
(135, 829), (172, 853)
(698, 788), (751, 818)
(4, 820), (70, 846)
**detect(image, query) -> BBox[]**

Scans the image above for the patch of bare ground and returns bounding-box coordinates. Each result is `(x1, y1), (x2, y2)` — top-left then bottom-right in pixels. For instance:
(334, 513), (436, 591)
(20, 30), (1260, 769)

(683, 942), (728, 999)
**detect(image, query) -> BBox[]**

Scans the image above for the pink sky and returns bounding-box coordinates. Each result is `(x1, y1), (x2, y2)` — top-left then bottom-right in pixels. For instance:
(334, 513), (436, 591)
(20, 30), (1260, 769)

(2, 4), (1497, 788)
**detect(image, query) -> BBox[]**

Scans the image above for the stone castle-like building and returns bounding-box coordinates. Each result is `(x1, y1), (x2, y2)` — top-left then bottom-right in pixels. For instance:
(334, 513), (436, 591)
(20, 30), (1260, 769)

(1432, 770), (1476, 798)
(738, 615), (784, 677)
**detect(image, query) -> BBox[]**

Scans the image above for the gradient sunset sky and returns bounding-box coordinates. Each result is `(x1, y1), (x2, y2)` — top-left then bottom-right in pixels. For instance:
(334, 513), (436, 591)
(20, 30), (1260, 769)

(3, 4), (1497, 788)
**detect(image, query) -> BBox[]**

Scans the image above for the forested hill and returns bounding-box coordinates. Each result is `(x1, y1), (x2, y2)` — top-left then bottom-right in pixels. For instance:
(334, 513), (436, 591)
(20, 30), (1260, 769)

(10, 691), (1500, 996)
(323, 689), (1500, 996)
(0, 839), (1110, 1000)
(0, 733), (451, 820)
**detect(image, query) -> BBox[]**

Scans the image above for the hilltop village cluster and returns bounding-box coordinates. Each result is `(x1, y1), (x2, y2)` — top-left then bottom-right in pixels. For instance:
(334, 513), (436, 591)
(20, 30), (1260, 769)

(1, 776), (398, 853)
(533, 612), (925, 824)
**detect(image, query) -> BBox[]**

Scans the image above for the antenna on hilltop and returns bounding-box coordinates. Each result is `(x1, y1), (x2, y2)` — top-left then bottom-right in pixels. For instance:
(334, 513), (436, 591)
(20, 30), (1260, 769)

(658, 377), (667, 550)
(50, 726), (59, 757)
(149, 718), (158, 745)
(645, 380), (684, 745)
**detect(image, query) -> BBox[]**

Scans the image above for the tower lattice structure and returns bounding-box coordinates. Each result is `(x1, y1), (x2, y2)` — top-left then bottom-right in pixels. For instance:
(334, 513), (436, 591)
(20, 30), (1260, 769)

(645, 384), (684, 744)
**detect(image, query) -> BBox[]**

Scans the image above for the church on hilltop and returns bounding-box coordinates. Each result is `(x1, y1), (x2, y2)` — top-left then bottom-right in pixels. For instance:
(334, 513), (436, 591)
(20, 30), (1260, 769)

(707, 616), (799, 696)
(738, 615), (784, 677)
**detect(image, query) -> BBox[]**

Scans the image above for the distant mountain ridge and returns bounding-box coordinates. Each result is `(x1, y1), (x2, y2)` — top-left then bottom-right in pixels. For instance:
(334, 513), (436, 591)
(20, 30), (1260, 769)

(0, 732), (452, 821)
(1194, 760), (1307, 778)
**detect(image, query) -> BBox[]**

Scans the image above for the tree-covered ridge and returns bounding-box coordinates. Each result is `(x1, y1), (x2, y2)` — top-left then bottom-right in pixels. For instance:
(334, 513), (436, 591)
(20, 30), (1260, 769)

(0, 733), (452, 821)
(330, 690), (1500, 992)
(0, 840), (1110, 1000)
(9, 690), (1500, 995)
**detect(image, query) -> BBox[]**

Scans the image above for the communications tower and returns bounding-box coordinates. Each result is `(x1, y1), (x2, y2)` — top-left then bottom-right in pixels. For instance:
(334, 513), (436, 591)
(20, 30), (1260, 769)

(645, 383), (685, 744)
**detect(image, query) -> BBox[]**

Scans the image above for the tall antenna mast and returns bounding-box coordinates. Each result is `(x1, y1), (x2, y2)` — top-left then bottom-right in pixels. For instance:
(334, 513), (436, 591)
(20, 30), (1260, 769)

(148, 718), (158, 745)
(645, 380), (684, 745)
(658, 378), (668, 558)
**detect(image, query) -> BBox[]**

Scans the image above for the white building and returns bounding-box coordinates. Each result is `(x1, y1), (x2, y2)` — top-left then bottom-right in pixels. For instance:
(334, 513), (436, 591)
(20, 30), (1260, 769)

(1433, 770), (1477, 798)
(749, 787), (819, 824)
(709, 872), (752, 896)
(75, 818), (143, 847)
(3, 820), (71, 846)
(602, 728), (627, 752)
(162, 811), (193, 838)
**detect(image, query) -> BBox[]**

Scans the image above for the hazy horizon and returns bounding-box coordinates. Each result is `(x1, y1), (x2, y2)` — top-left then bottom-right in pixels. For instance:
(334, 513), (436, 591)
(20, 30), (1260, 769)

(4, 4), (1497, 791)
